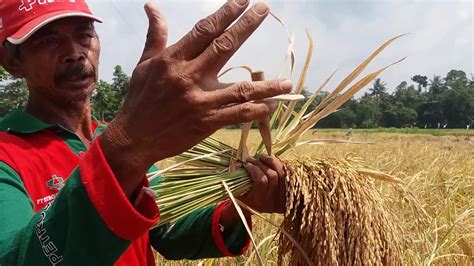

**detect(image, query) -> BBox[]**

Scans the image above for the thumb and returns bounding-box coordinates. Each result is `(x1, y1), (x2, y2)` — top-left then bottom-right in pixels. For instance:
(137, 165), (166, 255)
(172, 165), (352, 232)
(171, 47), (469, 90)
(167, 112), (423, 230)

(138, 2), (168, 65)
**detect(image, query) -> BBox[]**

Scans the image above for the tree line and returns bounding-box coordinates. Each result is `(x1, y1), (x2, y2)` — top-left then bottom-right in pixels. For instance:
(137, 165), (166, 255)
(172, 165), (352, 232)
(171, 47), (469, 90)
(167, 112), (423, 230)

(1, 66), (473, 128)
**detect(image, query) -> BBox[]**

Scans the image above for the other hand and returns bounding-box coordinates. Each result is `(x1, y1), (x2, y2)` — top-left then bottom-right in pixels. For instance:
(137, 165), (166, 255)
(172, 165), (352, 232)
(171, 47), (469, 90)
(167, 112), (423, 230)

(220, 155), (286, 228)
(240, 155), (286, 214)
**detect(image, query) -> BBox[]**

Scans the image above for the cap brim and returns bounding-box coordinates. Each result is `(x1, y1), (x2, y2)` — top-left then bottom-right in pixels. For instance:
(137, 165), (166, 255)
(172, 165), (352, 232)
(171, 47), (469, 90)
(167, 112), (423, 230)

(7, 10), (103, 45)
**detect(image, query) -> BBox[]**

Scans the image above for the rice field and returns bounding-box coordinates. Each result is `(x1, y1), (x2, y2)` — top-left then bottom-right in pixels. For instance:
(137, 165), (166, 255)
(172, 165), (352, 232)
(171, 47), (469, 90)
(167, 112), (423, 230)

(155, 129), (473, 265)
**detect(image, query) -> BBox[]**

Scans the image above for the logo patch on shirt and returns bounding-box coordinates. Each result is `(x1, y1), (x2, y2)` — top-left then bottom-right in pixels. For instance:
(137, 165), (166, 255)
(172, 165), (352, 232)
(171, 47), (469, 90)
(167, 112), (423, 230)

(46, 175), (65, 191)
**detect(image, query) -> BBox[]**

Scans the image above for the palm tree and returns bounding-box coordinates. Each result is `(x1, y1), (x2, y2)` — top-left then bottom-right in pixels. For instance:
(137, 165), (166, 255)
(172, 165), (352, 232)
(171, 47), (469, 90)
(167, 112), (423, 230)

(428, 75), (445, 101)
(369, 78), (388, 99)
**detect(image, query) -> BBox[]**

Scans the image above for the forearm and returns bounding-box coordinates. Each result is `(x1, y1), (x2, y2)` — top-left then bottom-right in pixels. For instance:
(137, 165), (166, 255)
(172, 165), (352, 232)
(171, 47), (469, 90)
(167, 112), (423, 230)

(0, 141), (159, 265)
(149, 202), (251, 260)
(220, 201), (252, 228)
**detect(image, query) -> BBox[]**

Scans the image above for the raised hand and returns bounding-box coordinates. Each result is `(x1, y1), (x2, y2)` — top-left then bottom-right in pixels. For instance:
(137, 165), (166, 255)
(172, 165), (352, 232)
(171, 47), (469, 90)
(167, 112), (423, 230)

(99, 1), (292, 197)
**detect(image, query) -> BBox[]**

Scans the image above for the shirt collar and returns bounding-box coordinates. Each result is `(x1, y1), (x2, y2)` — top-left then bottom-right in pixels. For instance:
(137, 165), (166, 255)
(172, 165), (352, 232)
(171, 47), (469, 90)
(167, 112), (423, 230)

(0, 108), (53, 133)
(0, 108), (102, 134)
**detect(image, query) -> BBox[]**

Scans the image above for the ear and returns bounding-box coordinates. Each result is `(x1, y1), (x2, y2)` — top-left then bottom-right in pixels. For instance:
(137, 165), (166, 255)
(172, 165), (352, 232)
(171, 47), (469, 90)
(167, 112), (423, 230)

(0, 45), (24, 79)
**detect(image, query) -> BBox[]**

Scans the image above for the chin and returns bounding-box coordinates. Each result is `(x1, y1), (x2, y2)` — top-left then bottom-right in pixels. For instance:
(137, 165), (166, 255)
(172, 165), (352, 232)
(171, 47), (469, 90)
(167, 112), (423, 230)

(55, 79), (95, 105)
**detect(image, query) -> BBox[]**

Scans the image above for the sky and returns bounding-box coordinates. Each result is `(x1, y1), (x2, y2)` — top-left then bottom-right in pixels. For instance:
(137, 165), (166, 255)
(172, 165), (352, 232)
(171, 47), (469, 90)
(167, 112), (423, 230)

(89, 0), (473, 95)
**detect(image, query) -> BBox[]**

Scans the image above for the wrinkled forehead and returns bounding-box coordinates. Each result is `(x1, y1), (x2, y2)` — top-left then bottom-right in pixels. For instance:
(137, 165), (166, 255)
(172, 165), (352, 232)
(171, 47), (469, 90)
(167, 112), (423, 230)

(31, 17), (96, 37)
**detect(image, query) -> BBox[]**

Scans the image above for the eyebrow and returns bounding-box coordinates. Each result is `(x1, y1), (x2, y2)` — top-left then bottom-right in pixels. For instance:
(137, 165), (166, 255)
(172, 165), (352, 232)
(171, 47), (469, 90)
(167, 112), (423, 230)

(29, 29), (57, 41)
(29, 22), (95, 40)
(76, 23), (95, 32)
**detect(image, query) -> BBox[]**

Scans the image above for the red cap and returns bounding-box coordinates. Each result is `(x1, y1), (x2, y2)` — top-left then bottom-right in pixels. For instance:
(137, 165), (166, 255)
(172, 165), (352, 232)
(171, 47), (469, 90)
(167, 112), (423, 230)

(0, 0), (103, 45)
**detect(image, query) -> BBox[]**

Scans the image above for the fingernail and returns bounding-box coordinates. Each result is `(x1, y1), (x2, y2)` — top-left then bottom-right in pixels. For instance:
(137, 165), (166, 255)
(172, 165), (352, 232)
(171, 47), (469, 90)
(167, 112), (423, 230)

(280, 79), (293, 92)
(253, 1), (269, 15)
(234, 0), (248, 7)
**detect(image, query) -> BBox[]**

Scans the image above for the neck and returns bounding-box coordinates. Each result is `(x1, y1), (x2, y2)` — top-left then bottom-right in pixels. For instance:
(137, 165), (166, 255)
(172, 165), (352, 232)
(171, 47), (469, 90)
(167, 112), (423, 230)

(25, 92), (94, 144)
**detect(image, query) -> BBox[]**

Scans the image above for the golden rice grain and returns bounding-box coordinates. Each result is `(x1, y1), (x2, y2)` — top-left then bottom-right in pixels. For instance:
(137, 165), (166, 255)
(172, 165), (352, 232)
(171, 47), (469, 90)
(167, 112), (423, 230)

(278, 158), (404, 265)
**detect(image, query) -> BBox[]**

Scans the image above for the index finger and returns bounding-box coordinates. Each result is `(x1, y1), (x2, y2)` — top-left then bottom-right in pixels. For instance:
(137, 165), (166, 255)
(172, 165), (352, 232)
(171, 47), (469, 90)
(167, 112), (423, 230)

(207, 79), (293, 106)
(170, 0), (250, 60)
(194, 2), (270, 74)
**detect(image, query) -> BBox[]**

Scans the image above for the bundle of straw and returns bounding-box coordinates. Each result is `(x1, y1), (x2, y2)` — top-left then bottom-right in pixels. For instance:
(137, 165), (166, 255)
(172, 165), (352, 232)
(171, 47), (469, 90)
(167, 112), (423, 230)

(147, 32), (408, 265)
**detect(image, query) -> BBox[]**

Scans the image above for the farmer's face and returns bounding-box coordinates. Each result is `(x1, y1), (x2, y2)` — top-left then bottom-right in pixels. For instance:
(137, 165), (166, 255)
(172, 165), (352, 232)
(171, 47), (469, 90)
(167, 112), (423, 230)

(15, 17), (100, 104)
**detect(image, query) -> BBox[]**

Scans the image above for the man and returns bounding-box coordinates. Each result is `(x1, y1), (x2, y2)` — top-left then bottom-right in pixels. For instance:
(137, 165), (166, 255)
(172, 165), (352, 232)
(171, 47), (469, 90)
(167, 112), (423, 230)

(0, 0), (291, 265)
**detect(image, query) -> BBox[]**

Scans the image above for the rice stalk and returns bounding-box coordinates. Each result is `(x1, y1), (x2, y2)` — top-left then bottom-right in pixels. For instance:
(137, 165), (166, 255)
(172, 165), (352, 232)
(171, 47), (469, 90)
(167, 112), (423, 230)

(279, 158), (404, 265)
(149, 32), (419, 265)
(222, 180), (264, 266)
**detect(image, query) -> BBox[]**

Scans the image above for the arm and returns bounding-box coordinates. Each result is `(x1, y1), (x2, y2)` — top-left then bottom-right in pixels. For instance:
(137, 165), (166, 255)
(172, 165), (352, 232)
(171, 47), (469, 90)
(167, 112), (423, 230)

(147, 164), (250, 260)
(148, 154), (286, 260)
(149, 203), (250, 260)
(0, 141), (159, 265)
(97, 1), (288, 259)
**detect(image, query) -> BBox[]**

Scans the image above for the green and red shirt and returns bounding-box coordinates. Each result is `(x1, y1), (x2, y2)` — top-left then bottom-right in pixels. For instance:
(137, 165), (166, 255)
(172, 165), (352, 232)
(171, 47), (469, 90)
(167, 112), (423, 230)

(0, 109), (250, 265)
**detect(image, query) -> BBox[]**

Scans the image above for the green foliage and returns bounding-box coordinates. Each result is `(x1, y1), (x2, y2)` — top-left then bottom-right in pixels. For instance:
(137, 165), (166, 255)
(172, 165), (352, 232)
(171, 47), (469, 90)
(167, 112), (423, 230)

(411, 74), (428, 91)
(111, 65), (130, 98)
(1, 65), (472, 128)
(393, 82), (424, 109)
(92, 80), (120, 121)
(382, 102), (417, 128)
(440, 88), (473, 128)
(318, 99), (357, 128)
(353, 96), (382, 128)
(0, 67), (28, 116)
(0, 67), (9, 81)
(368, 78), (388, 99)
(315, 69), (473, 129)
(91, 65), (130, 121)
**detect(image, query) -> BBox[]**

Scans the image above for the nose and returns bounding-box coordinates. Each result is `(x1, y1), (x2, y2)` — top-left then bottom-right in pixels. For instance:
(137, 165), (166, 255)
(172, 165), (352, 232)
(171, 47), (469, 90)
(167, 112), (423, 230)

(60, 39), (86, 64)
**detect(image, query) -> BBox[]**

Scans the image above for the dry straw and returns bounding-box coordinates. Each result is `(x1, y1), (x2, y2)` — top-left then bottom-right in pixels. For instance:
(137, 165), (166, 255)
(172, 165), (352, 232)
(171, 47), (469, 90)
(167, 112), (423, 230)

(147, 18), (417, 264)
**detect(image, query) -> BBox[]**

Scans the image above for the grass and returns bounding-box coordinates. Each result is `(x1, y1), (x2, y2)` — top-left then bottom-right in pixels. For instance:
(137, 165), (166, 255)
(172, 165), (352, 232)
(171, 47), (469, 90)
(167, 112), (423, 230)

(312, 128), (474, 137)
(155, 130), (473, 265)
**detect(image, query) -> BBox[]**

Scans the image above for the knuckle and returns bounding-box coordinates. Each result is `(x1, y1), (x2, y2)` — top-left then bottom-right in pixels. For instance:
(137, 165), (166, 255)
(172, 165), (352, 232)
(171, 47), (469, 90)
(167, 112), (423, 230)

(151, 54), (181, 76)
(183, 91), (201, 107)
(257, 176), (269, 187)
(268, 80), (282, 93)
(150, 56), (171, 72)
(219, 4), (234, 19)
(237, 82), (254, 102)
(238, 104), (255, 122)
(240, 13), (258, 29)
(267, 170), (279, 184)
(197, 93), (213, 106)
(173, 72), (192, 90)
(194, 17), (216, 37)
(212, 33), (235, 55)
(199, 110), (218, 132)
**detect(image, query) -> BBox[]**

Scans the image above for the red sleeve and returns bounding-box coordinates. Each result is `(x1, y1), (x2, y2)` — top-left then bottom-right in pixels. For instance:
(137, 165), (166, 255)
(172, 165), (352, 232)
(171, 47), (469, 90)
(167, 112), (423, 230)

(79, 140), (160, 241)
(211, 200), (251, 256)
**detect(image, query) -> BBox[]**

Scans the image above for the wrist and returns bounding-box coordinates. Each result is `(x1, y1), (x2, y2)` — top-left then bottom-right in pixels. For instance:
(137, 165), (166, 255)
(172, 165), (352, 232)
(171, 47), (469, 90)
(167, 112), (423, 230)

(98, 125), (149, 198)
(220, 200), (252, 228)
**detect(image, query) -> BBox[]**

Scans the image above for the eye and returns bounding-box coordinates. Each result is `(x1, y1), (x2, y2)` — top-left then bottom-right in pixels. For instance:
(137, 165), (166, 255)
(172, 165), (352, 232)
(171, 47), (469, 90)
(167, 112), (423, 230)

(35, 36), (59, 48)
(80, 33), (93, 39)
(78, 32), (95, 45)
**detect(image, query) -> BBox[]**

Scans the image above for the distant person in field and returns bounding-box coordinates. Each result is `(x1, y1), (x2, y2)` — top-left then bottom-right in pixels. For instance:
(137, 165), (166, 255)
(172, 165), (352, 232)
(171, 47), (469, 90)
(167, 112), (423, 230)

(0, 0), (290, 264)
(346, 128), (353, 139)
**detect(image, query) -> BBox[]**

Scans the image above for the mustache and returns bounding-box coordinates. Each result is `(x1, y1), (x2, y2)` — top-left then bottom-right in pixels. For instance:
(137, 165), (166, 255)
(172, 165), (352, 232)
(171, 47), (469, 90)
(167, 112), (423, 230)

(55, 63), (94, 84)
